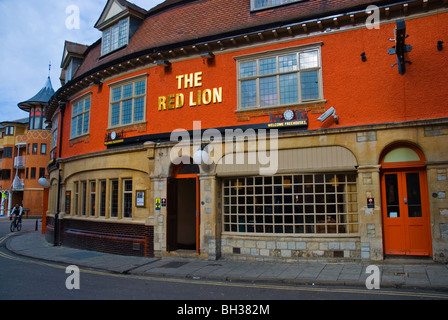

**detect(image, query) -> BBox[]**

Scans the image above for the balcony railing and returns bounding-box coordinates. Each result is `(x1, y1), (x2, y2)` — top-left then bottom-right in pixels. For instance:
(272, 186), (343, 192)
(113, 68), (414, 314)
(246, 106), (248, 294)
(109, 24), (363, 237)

(14, 156), (25, 168)
(12, 176), (24, 191)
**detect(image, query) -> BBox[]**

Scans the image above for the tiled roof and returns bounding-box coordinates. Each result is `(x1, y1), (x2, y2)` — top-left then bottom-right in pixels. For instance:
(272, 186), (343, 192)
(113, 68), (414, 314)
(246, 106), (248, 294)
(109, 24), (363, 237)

(74, 0), (396, 78)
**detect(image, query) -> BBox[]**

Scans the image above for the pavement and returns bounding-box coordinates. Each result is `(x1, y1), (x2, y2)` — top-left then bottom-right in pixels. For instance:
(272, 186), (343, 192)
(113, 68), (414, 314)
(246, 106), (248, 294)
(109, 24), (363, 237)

(4, 229), (448, 292)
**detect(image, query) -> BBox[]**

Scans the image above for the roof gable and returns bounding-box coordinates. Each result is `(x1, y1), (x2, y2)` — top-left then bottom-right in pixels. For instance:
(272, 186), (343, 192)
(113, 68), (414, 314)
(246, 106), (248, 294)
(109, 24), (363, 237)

(61, 40), (89, 69)
(94, 0), (146, 31)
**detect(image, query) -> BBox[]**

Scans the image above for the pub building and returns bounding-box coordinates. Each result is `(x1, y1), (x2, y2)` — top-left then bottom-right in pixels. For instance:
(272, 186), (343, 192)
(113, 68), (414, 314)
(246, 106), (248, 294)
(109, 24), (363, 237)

(45, 0), (448, 262)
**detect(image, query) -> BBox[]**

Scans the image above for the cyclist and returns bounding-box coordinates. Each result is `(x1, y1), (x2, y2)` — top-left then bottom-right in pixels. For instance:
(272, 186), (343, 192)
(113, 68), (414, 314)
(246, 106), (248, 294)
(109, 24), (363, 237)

(10, 204), (23, 223)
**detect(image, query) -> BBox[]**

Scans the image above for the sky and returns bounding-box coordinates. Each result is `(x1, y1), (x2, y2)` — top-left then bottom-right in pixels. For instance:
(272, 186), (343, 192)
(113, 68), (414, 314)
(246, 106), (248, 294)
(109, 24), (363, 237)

(0, 0), (165, 123)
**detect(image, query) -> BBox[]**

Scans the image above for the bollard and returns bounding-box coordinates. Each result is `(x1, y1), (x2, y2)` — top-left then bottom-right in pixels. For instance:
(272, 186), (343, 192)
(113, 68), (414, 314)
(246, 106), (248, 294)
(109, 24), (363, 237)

(35, 220), (38, 231)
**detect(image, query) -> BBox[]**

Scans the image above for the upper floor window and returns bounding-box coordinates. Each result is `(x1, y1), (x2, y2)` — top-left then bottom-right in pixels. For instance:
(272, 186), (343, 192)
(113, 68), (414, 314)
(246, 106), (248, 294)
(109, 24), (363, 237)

(5, 126), (14, 136)
(109, 77), (146, 128)
(71, 95), (91, 138)
(237, 45), (322, 110)
(251, 0), (302, 11)
(101, 18), (129, 56)
(29, 106), (45, 130)
(3, 147), (13, 158)
(51, 115), (59, 150)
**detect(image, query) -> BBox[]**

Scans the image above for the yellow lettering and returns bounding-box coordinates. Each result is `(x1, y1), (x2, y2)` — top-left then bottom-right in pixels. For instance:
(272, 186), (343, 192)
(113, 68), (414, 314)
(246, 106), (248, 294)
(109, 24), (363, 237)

(167, 95), (175, 109)
(185, 73), (194, 89)
(189, 91), (197, 107)
(213, 87), (223, 103)
(176, 75), (184, 90)
(176, 94), (184, 109)
(194, 72), (203, 87)
(202, 89), (212, 105)
(158, 96), (167, 111)
(170, 74), (222, 110)
(197, 90), (202, 106)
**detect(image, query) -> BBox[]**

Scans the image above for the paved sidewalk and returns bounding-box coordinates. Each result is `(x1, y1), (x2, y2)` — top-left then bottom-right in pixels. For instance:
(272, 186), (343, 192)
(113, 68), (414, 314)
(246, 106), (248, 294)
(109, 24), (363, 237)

(5, 230), (448, 291)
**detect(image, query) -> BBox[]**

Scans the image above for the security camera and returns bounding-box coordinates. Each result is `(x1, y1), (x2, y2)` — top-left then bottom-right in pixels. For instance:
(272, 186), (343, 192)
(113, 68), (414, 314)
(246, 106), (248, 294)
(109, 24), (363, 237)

(318, 107), (339, 124)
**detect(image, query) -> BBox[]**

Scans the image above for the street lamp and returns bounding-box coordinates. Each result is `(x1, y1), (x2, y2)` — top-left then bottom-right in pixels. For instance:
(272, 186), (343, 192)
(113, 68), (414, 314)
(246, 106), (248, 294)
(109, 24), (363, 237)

(38, 176), (50, 236)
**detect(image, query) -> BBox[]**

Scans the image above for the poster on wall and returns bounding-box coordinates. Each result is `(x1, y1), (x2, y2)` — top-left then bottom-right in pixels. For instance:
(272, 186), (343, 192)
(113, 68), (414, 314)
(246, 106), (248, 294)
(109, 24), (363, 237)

(136, 191), (145, 207)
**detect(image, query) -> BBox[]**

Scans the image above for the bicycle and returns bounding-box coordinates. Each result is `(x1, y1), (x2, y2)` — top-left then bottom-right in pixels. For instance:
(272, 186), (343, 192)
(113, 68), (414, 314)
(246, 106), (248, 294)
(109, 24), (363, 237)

(10, 214), (22, 232)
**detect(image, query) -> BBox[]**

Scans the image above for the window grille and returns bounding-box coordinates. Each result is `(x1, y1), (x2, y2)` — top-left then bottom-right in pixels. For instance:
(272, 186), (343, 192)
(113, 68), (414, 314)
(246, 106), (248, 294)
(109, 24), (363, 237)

(222, 173), (358, 235)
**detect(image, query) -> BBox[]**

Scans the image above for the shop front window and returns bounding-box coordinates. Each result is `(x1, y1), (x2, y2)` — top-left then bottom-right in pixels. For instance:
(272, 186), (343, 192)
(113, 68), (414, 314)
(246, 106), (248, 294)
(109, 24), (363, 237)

(222, 173), (358, 235)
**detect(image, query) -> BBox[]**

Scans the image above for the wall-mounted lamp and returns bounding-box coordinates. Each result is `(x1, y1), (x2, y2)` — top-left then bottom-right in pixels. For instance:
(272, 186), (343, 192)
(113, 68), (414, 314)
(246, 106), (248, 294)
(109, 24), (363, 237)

(361, 52), (367, 62)
(193, 144), (211, 165)
(438, 41), (444, 51)
(154, 60), (171, 67)
(38, 177), (50, 188)
(200, 52), (215, 59)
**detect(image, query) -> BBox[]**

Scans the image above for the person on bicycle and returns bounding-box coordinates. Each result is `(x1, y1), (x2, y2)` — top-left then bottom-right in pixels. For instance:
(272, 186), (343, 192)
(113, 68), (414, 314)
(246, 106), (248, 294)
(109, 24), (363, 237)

(10, 204), (23, 222)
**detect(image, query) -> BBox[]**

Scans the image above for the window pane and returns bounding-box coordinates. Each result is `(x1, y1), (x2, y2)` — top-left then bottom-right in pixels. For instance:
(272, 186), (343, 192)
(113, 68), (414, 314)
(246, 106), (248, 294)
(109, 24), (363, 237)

(111, 24), (119, 51)
(124, 180), (132, 192)
(72, 102), (79, 116)
(100, 180), (106, 217)
(111, 103), (120, 126)
(102, 29), (111, 54)
(76, 115), (83, 136)
(279, 54), (297, 73)
(133, 97), (144, 122)
(300, 50), (319, 69)
(123, 84), (133, 99)
(259, 57), (276, 75)
(84, 98), (91, 111)
(240, 61), (257, 78)
(259, 76), (278, 106)
(81, 181), (87, 216)
(122, 100), (132, 125)
(280, 73), (298, 104)
(118, 19), (129, 47)
(385, 174), (400, 218)
(123, 180), (132, 218)
(135, 81), (146, 96)
(112, 87), (121, 102)
(406, 173), (422, 218)
(301, 71), (319, 100)
(71, 118), (77, 137)
(90, 181), (96, 217)
(253, 0), (269, 9)
(241, 79), (257, 108)
(83, 112), (89, 134)
(111, 180), (119, 217)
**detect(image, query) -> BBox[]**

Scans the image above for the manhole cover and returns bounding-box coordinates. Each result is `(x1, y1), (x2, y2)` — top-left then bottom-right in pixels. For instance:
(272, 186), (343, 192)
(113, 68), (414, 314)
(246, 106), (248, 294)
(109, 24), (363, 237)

(160, 261), (189, 268)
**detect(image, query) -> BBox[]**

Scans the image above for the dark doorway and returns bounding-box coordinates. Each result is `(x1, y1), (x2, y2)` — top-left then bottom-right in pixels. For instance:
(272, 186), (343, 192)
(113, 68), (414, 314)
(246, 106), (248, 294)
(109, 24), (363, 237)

(167, 164), (200, 253)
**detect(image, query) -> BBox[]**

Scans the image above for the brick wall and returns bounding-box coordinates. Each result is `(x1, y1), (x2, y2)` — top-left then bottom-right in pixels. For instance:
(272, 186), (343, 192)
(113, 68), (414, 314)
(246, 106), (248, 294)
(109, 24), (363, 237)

(46, 218), (154, 257)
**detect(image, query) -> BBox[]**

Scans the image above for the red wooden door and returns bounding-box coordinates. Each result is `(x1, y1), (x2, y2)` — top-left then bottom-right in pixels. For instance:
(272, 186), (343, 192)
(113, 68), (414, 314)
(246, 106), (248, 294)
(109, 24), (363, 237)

(382, 170), (431, 256)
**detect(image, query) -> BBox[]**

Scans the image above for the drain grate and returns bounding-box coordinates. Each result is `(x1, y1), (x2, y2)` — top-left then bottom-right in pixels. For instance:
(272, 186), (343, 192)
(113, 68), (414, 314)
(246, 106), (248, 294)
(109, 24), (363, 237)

(160, 261), (189, 268)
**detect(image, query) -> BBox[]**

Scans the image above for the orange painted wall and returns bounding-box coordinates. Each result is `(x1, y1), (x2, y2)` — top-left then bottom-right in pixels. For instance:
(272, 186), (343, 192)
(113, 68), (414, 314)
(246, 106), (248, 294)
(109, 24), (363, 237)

(60, 13), (448, 159)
